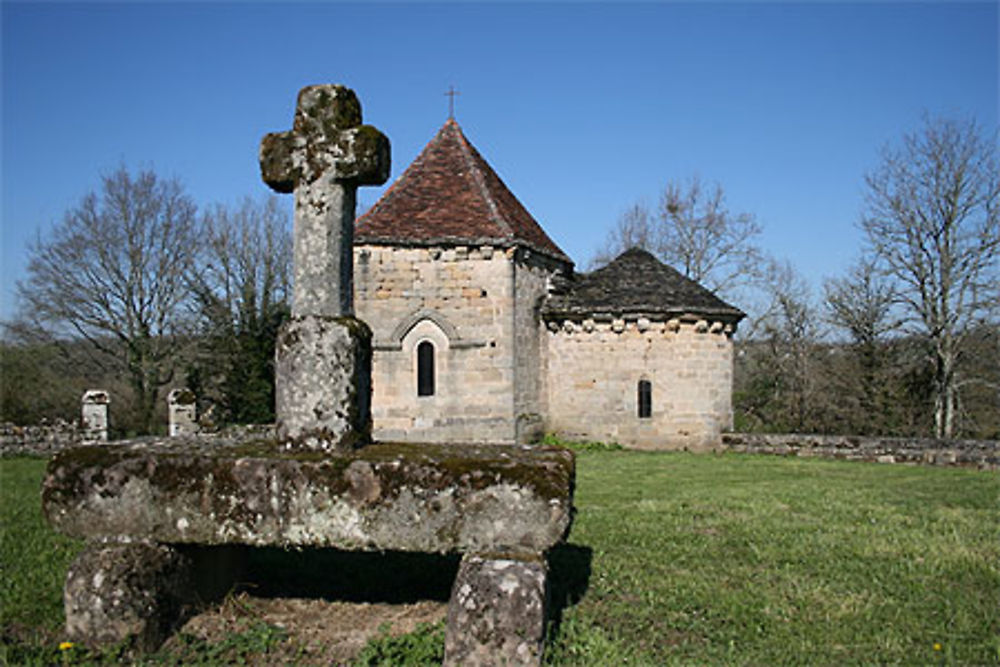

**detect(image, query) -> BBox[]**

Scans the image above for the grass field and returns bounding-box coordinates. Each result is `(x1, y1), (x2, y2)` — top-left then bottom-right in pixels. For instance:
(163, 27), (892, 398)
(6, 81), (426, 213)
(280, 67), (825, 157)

(2, 448), (998, 664)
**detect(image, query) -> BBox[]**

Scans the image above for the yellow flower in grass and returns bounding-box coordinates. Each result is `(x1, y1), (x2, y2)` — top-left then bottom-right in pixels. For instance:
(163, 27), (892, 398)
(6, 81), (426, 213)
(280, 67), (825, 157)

(59, 641), (74, 651)
(933, 642), (942, 651)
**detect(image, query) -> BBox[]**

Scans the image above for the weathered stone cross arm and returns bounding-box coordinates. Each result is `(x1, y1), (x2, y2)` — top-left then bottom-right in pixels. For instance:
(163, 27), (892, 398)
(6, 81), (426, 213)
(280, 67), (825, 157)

(260, 84), (390, 192)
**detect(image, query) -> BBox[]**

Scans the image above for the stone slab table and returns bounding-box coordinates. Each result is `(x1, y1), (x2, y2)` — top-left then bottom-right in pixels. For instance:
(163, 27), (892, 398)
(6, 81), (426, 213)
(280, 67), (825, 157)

(42, 438), (575, 662)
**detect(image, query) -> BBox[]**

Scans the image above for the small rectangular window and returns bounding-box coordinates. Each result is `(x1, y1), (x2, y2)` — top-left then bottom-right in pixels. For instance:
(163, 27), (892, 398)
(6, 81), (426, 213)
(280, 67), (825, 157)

(638, 380), (652, 419)
(417, 341), (435, 397)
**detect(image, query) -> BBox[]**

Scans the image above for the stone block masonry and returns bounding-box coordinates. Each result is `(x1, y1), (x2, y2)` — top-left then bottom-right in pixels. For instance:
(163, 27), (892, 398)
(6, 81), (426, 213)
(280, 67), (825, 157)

(355, 244), (565, 445)
(544, 317), (735, 450)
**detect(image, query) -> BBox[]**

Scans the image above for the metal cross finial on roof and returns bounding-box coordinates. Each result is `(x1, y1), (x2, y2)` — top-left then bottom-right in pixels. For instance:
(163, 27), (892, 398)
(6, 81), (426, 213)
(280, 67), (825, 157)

(445, 85), (460, 119)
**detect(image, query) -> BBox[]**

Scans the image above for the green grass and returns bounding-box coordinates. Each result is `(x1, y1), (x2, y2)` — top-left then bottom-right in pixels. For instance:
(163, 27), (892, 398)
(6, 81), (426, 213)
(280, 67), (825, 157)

(546, 449), (1000, 665)
(2, 451), (998, 665)
(0, 458), (83, 643)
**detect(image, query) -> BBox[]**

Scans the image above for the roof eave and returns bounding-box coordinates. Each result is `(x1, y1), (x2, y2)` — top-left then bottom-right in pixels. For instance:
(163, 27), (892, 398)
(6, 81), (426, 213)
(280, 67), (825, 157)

(542, 305), (746, 323)
(354, 235), (573, 266)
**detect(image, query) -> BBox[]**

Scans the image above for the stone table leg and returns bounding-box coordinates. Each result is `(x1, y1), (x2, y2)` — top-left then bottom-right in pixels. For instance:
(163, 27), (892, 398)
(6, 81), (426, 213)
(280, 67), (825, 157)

(444, 553), (549, 666)
(64, 542), (194, 652)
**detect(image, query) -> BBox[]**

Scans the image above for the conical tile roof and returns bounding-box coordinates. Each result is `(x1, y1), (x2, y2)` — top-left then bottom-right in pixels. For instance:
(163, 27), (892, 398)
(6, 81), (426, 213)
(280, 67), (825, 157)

(356, 119), (571, 264)
(544, 247), (745, 321)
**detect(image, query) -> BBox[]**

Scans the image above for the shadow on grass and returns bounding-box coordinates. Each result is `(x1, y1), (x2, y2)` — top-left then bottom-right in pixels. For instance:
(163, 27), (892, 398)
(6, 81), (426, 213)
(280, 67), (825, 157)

(547, 543), (593, 628)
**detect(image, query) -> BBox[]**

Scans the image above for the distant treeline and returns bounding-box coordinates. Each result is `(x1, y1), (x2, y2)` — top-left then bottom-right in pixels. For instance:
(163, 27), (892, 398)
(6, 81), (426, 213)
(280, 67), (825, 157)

(733, 326), (999, 440)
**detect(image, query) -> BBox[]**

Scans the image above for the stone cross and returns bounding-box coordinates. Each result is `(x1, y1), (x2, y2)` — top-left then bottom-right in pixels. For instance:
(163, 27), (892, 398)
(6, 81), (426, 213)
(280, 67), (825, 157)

(260, 85), (389, 450)
(260, 84), (390, 317)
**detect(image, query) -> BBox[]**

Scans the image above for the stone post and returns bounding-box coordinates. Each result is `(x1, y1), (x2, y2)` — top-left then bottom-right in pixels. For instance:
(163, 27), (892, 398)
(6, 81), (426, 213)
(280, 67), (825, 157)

(260, 84), (390, 451)
(64, 542), (194, 652)
(167, 389), (197, 437)
(81, 390), (109, 443)
(444, 554), (549, 666)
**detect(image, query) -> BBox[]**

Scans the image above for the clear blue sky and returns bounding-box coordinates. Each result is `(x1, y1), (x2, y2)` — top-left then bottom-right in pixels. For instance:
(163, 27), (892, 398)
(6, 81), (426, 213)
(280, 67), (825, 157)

(2, 2), (997, 321)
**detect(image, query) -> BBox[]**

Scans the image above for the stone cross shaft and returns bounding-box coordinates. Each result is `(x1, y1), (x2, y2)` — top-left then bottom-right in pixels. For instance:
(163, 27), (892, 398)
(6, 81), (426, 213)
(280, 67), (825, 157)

(260, 85), (390, 317)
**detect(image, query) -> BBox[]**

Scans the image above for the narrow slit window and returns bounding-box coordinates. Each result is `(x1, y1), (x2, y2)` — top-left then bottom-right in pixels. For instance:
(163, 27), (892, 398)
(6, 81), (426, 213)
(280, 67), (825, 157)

(638, 380), (652, 418)
(417, 341), (435, 397)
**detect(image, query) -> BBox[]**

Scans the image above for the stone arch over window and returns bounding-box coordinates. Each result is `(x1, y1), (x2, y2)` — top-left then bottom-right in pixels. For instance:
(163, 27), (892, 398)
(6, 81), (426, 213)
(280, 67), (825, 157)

(638, 379), (652, 419)
(400, 317), (450, 400)
(417, 340), (435, 397)
(391, 308), (460, 348)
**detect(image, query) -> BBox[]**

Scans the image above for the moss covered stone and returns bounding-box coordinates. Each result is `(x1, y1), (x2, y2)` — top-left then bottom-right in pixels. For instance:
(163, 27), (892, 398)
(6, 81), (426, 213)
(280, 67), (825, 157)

(42, 438), (575, 555)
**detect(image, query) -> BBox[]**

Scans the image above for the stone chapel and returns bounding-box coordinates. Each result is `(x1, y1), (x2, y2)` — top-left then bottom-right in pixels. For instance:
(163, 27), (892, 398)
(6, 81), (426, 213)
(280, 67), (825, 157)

(353, 119), (744, 450)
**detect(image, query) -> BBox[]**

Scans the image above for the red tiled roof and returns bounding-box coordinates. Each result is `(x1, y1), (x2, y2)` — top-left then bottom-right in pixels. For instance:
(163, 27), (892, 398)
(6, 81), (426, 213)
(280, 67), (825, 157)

(356, 119), (571, 264)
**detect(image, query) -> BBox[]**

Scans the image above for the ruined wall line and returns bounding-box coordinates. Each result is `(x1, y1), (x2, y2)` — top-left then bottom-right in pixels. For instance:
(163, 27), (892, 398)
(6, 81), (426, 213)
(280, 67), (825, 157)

(721, 432), (999, 471)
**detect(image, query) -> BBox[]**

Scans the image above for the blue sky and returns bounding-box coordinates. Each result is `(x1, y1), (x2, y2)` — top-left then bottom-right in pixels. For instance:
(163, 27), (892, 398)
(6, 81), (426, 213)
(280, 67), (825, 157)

(2, 2), (997, 321)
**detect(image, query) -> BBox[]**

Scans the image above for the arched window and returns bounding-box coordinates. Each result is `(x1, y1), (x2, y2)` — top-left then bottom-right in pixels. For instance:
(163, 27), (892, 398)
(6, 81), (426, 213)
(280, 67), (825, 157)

(417, 341), (435, 397)
(638, 380), (652, 419)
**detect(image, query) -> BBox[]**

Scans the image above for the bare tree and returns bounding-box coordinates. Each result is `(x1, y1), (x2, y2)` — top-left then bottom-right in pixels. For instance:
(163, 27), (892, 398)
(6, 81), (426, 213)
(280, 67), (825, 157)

(16, 166), (199, 433)
(861, 116), (999, 438)
(593, 177), (763, 297)
(823, 258), (902, 434)
(755, 260), (823, 431)
(825, 257), (899, 347)
(591, 203), (656, 268)
(188, 196), (291, 423)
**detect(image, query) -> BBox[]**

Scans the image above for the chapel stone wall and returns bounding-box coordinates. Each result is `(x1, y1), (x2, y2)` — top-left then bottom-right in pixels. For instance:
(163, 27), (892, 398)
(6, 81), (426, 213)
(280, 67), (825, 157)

(355, 244), (518, 443)
(512, 250), (567, 443)
(543, 317), (735, 450)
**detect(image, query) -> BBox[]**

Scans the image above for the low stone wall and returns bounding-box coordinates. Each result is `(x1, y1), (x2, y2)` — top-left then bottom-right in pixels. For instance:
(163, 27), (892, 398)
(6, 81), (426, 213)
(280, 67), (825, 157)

(1, 421), (87, 457)
(1, 422), (277, 458)
(722, 432), (999, 471)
